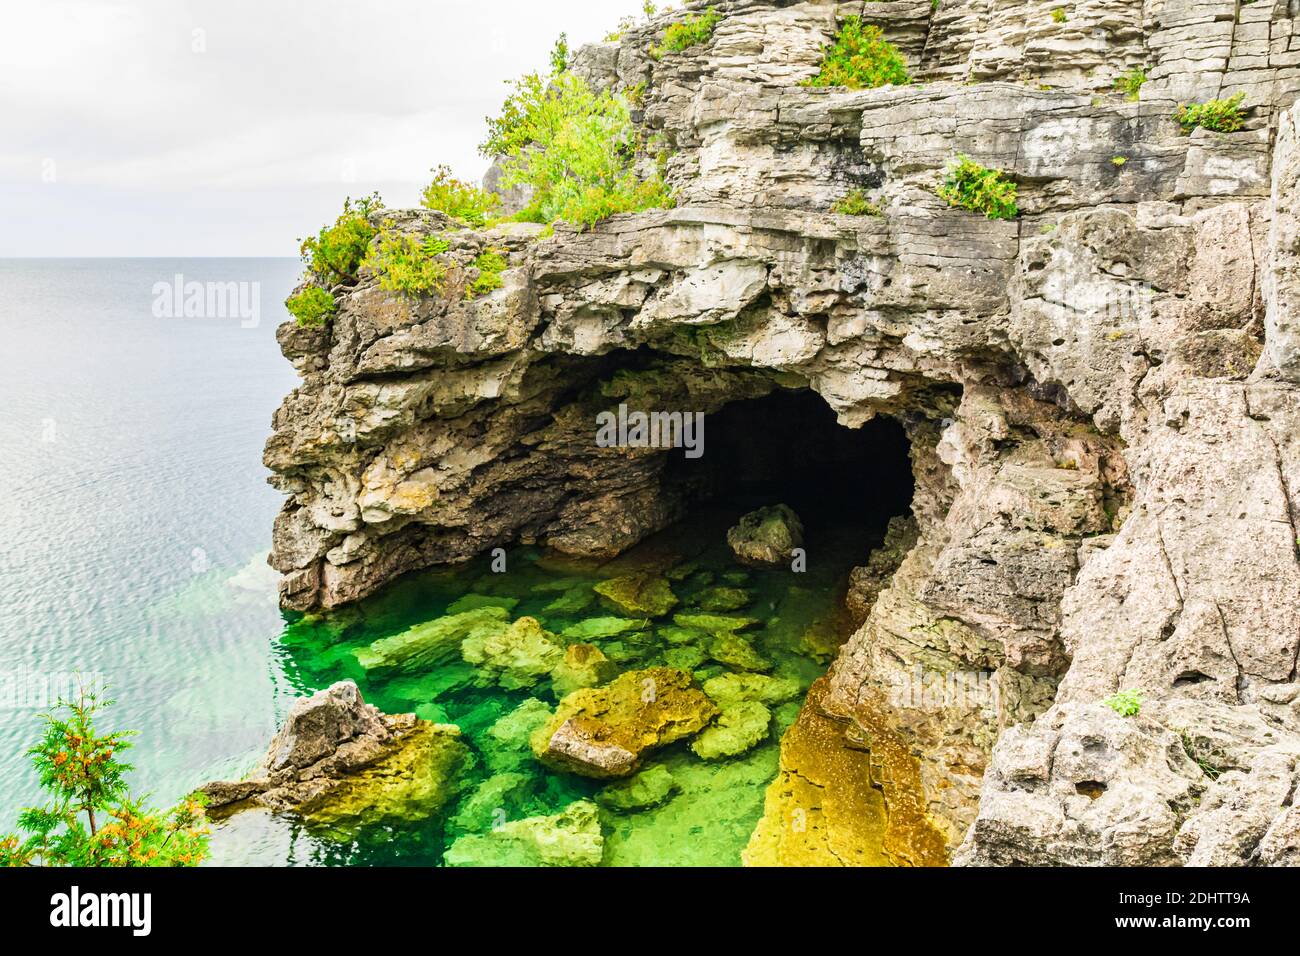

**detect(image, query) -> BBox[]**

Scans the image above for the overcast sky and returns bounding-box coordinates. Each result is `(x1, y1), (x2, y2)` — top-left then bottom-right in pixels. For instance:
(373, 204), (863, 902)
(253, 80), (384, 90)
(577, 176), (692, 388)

(1, 0), (648, 256)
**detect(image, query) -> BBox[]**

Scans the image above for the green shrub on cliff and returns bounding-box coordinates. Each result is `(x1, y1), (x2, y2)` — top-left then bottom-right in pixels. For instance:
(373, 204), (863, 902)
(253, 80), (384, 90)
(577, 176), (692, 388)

(0, 689), (210, 867)
(651, 6), (721, 58)
(550, 32), (571, 74)
(936, 154), (1019, 220)
(481, 71), (673, 230)
(299, 193), (383, 285)
(421, 166), (501, 227)
(467, 248), (508, 298)
(831, 188), (883, 216)
(1103, 689), (1143, 717)
(1174, 92), (1247, 134)
(803, 18), (910, 90)
(286, 286), (337, 328)
(362, 225), (449, 296)
(1114, 65), (1147, 101)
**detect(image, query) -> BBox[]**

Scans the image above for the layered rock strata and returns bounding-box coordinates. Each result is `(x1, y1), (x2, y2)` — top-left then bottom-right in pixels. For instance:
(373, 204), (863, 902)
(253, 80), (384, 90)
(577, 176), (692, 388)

(266, 1), (1300, 864)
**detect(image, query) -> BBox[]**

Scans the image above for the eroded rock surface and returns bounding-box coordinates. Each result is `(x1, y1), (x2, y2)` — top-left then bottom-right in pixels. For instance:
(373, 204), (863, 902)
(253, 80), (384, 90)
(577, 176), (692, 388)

(264, 2), (1300, 864)
(201, 681), (468, 831)
(531, 667), (719, 777)
(727, 504), (805, 567)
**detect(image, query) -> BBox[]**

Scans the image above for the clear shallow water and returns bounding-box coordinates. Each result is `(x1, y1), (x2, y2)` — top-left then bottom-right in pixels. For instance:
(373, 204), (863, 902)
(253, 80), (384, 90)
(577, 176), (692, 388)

(209, 506), (868, 866)
(0, 259), (875, 866)
(0, 258), (301, 816)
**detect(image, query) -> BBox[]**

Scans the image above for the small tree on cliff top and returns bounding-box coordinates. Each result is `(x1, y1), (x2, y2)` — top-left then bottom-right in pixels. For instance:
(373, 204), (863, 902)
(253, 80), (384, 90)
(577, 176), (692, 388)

(0, 687), (210, 867)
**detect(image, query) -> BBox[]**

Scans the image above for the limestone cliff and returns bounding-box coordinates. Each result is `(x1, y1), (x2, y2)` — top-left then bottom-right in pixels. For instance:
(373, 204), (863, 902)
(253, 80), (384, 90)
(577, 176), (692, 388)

(265, 0), (1300, 865)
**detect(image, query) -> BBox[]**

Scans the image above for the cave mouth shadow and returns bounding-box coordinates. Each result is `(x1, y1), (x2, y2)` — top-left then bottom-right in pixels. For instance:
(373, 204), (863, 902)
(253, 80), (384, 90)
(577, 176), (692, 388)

(661, 387), (915, 559)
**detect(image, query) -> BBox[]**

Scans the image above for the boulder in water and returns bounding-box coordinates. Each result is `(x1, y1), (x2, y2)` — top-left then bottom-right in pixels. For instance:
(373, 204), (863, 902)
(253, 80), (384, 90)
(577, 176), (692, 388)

(200, 680), (468, 833)
(531, 667), (718, 778)
(726, 504), (804, 567)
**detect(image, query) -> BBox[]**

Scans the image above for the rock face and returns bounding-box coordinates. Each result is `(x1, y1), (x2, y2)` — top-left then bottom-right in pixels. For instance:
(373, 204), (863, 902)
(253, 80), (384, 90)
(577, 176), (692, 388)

(264, 2), (1300, 865)
(201, 681), (468, 830)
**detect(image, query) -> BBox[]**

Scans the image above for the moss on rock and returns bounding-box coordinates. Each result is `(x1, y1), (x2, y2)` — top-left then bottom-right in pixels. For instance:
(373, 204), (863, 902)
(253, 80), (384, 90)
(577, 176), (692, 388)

(550, 643), (618, 696)
(691, 700), (772, 760)
(444, 799), (604, 867)
(531, 667), (719, 778)
(299, 721), (471, 834)
(593, 572), (679, 617)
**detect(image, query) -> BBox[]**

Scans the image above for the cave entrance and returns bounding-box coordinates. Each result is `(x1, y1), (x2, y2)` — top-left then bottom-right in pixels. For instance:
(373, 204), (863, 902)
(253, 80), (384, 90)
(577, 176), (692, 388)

(646, 386), (916, 602)
(668, 388), (913, 539)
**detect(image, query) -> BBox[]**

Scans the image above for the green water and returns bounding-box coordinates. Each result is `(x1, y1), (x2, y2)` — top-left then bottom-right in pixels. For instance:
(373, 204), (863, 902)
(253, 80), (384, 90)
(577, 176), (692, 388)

(208, 504), (874, 866)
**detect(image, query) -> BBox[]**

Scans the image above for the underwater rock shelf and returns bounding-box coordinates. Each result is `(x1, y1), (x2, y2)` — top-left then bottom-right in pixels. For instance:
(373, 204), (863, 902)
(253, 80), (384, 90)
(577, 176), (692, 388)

(211, 499), (936, 866)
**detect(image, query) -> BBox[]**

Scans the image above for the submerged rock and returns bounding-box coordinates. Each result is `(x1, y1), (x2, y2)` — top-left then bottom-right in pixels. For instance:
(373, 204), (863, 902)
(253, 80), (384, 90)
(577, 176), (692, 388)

(673, 612), (759, 632)
(531, 667), (719, 778)
(596, 765), (679, 811)
(665, 561), (700, 582)
(483, 697), (553, 774)
(703, 673), (802, 709)
(691, 701), (772, 760)
(593, 571), (679, 617)
(444, 799), (604, 867)
(448, 771), (534, 833)
(693, 586), (753, 612)
(726, 505), (803, 568)
(542, 584), (594, 615)
(658, 624), (707, 645)
(461, 615), (563, 690)
(706, 631), (773, 673)
(549, 643), (618, 696)
(446, 593), (519, 615)
(663, 645), (707, 670)
(600, 747), (779, 866)
(200, 681), (468, 832)
(354, 606), (511, 675)
(560, 615), (650, 642)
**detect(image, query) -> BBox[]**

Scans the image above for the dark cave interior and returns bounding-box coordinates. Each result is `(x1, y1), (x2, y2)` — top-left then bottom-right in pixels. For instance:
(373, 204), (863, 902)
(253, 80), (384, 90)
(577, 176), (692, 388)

(662, 387), (916, 548)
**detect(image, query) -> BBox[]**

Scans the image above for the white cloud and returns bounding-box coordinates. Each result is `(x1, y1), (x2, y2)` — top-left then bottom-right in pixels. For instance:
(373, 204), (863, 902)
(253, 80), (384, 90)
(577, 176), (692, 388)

(0, 0), (651, 255)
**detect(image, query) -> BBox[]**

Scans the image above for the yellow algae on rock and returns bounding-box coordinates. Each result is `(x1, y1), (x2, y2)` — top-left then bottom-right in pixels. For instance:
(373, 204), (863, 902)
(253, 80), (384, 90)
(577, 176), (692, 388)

(299, 721), (470, 834)
(743, 678), (947, 867)
(531, 667), (718, 778)
(461, 615), (563, 689)
(593, 571), (679, 617)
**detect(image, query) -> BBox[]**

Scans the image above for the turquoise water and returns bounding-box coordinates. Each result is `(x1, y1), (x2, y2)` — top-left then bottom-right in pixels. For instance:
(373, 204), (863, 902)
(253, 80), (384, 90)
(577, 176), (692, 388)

(0, 259), (880, 865)
(206, 504), (866, 866)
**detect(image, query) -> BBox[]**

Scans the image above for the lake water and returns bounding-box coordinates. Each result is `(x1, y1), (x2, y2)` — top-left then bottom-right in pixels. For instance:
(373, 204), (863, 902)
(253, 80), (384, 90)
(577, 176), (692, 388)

(0, 258), (302, 823)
